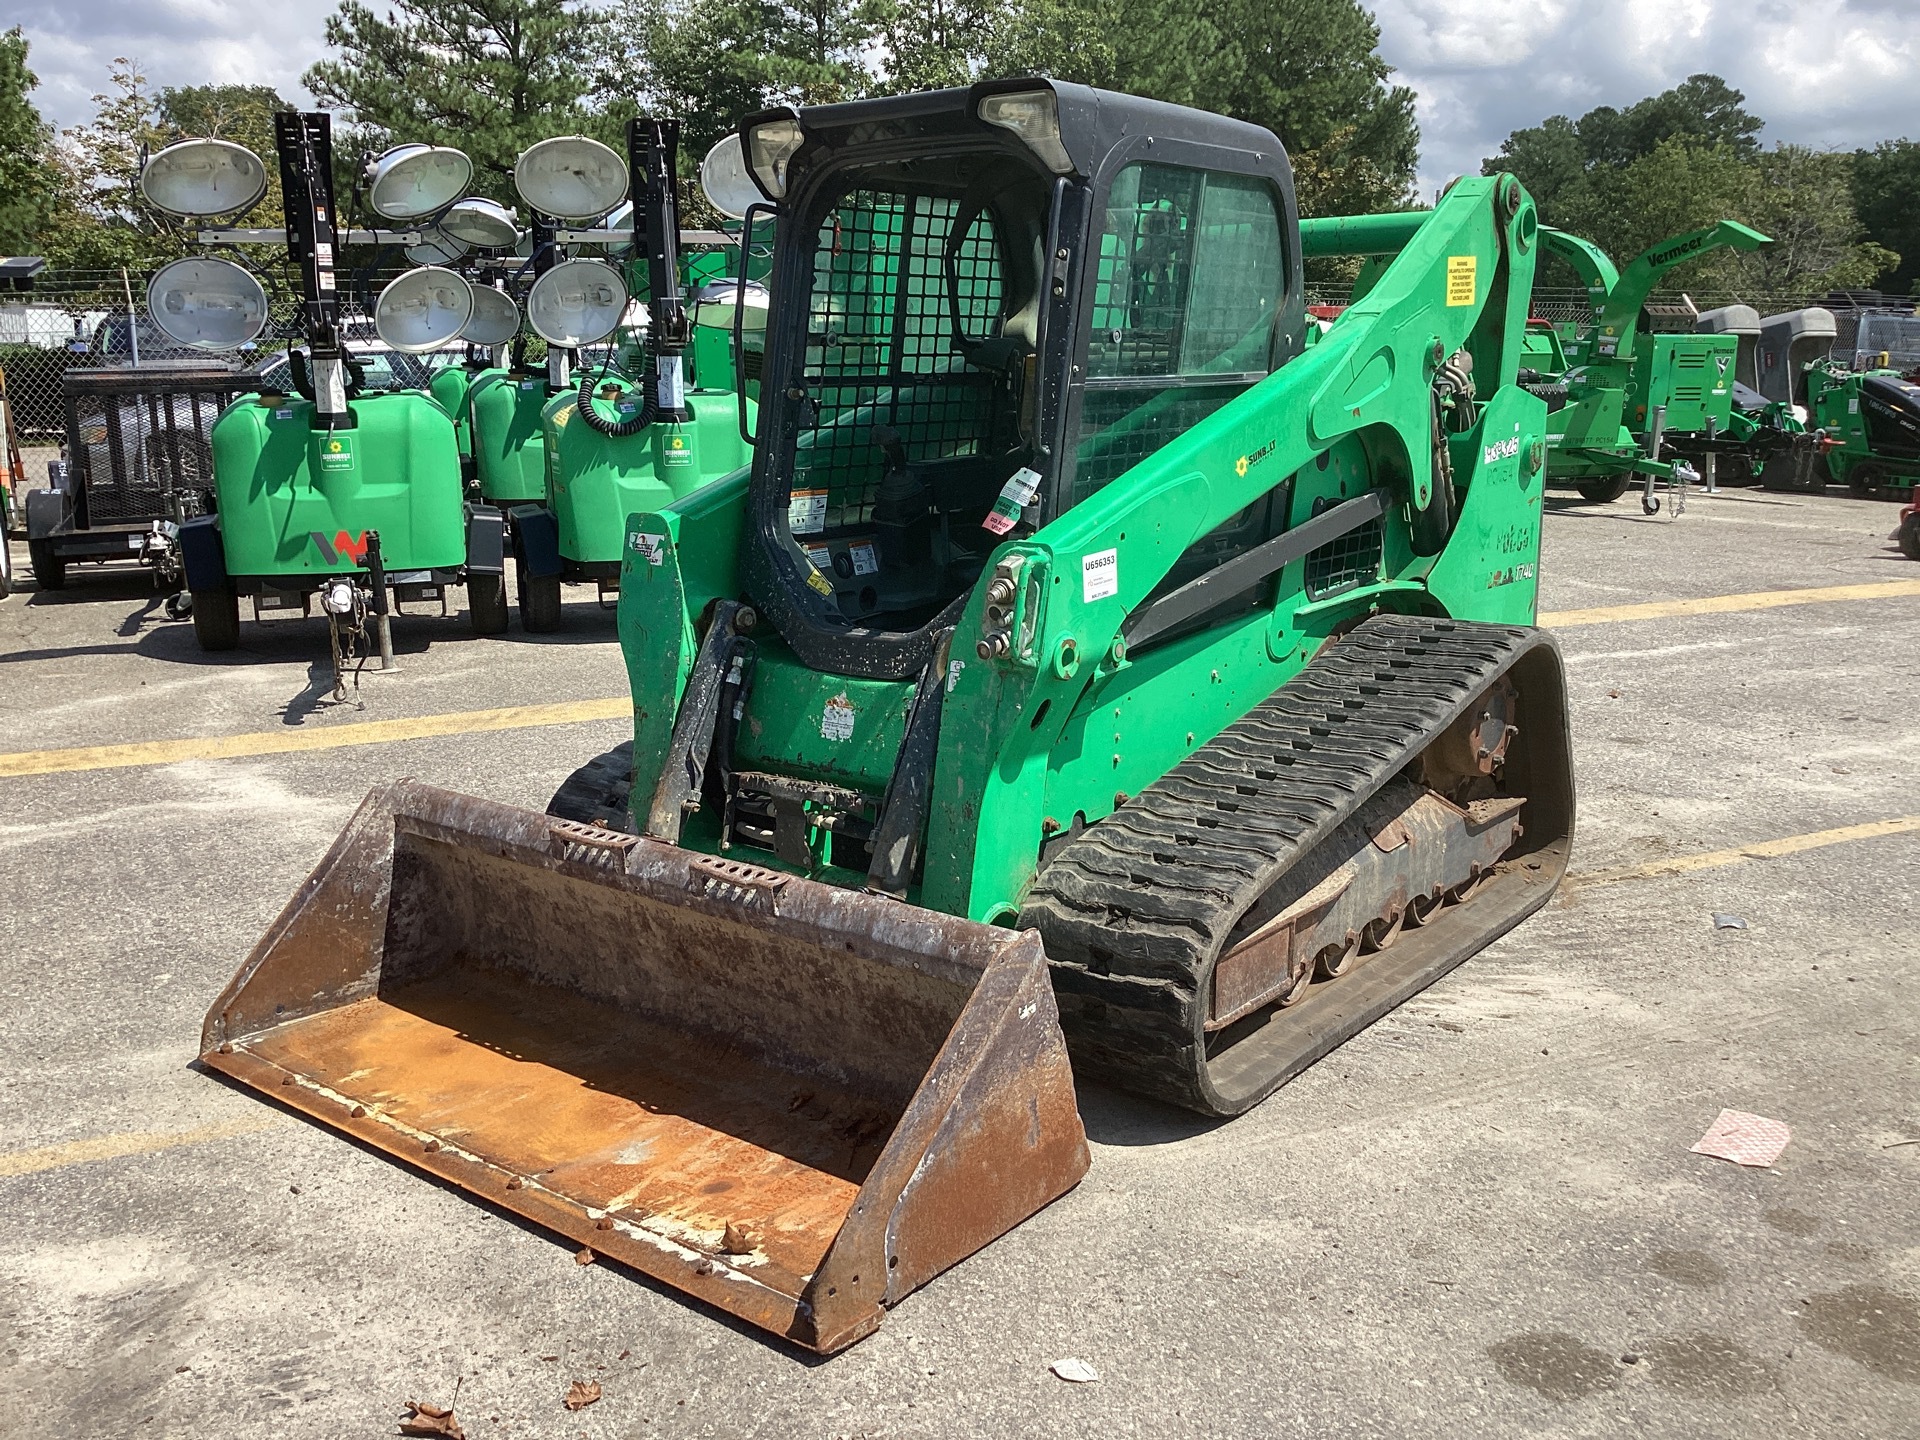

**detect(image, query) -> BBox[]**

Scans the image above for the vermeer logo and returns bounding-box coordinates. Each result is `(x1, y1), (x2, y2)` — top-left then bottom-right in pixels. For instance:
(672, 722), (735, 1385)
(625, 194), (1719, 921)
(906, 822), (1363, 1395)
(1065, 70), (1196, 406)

(310, 530), (369, 564)
(1646, 235), (1705, 267)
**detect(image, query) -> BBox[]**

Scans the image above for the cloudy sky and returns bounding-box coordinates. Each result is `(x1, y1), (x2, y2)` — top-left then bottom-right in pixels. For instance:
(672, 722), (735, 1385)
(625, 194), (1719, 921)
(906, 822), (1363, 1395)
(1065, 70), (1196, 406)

(10, 0), (1917, 195)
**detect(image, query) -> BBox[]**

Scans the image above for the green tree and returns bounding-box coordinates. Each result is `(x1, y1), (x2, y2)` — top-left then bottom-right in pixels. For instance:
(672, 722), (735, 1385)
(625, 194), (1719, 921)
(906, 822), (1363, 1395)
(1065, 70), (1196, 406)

(0, 28), (62, 255)
(304, 0), (608, 200)
(866, 0), (1418, 214)
(1121, 0), (1419, 214)
(42, 58), (175, 271)
(1731, 146), (1897, 295)
(634, 0), (870, 160)
(1484, 73), (1762, 218)
(1575, 74), (1761, 169)
(1852, 138), (1919, 294)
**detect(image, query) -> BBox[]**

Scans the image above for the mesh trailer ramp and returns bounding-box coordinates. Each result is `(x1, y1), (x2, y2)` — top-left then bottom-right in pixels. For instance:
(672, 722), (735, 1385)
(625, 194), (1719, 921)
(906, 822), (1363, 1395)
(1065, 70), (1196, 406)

(200, 781), (1089, 1354)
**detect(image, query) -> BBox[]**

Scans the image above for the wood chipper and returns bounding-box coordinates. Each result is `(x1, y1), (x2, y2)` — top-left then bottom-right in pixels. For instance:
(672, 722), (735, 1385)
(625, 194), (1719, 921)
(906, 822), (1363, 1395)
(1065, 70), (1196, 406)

(202, 81), (1575, 1353)
(1531, 221), (1768, 511)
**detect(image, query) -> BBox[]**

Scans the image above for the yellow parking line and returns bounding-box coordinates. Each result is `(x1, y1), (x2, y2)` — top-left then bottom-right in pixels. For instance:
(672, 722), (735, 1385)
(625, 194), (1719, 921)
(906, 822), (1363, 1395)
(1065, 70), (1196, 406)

(1539, 578), (1920, 628)
(0, 1115), (285, 1179)
(0, 697), (630, 779)
(1572, 815), (1920, 888)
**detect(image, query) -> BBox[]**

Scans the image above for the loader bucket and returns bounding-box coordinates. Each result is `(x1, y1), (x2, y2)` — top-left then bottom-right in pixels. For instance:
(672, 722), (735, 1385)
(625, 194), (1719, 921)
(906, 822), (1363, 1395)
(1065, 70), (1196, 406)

(200, 781), (1088, 1353)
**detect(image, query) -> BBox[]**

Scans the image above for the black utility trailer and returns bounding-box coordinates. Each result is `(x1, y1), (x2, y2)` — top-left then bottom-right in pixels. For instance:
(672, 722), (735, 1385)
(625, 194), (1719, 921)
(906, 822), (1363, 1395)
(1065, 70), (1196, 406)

(26, 366), (245, 593)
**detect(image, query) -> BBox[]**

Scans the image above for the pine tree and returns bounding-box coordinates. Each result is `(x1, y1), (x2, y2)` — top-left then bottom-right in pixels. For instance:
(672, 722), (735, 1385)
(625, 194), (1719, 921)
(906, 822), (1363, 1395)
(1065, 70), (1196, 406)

(304, 0), (608, 199)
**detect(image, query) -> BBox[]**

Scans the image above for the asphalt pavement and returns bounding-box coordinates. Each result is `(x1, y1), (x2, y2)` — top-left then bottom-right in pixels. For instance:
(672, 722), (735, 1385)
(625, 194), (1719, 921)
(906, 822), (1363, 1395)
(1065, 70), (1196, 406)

(1, 482), (1916, 1438)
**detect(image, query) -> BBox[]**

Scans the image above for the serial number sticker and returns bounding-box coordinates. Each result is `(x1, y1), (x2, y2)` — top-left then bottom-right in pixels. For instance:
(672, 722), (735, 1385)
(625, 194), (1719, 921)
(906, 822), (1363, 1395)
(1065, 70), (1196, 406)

(1082, 547), (1119, 603)
(821, 693), (857, 741)
(520, 379), (541, 391)
(849, 541), (878, 576)
(629, 532), (668, 565)
(1445, 255), (1476, 307)
(275, 408), (294, 419)
(788, 488), (828, 535)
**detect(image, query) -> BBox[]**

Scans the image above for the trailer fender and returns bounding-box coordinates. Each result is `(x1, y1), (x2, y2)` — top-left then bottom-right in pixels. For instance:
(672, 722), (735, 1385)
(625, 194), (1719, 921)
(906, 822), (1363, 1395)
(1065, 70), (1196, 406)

(178, 515), (228, 592)
(509, 503), (562, 578)
(24, 487), (70, 539)
(465, 504), (506, 575)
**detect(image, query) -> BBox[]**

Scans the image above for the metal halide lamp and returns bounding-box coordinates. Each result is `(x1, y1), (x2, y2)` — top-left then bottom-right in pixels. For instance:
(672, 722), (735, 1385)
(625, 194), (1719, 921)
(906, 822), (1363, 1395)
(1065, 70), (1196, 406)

(512, 136), (628, 222)
(373, 266), (475, 352)
(139, 138), (270, 217)
(145, 257), (271, 350)
(525, 257), (628, 347)
(365, 144), (475, 221)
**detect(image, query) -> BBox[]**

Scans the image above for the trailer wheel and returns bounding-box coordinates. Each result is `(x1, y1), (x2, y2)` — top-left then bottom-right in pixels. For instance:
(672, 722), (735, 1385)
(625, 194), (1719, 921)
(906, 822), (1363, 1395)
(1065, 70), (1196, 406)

(520, 573), (563, 633)
(1575, 477), (1632, 504)
(190, 587), (240, 650)
(28, 540), (66, 590)
(1899, 514), (1920, 562)
(467, 573), (509, 636)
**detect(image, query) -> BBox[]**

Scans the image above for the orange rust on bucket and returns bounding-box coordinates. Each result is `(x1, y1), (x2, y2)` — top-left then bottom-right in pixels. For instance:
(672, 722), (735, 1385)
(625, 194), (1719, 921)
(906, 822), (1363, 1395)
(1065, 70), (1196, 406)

(200, 781), (1089, 1353)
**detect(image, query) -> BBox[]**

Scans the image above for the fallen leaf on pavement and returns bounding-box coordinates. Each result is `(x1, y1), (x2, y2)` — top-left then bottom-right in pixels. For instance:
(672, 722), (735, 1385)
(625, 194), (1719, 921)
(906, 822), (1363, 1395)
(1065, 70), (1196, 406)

(399, 1399), (465, 1438)
(1049, 1357), (1099, 1383)
(564, 1380), (602, 1411)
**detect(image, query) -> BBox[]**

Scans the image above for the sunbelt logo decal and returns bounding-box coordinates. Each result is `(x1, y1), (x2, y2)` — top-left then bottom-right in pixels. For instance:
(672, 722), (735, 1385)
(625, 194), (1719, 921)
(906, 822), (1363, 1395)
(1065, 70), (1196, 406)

(311, 530), (371, 564)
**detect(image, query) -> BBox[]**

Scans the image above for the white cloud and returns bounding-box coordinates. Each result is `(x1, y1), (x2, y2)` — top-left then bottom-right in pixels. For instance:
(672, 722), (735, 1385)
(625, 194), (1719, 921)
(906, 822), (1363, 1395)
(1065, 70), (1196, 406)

(1377, 0), (1919, 197)
(17, 1), (332, 134)
(11, 0), (1917, 203)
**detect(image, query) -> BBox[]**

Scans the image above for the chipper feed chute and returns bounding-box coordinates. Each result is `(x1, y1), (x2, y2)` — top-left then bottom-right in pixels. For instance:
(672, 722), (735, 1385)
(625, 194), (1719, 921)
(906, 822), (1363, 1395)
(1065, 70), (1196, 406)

(200, 781), (1088, 1354)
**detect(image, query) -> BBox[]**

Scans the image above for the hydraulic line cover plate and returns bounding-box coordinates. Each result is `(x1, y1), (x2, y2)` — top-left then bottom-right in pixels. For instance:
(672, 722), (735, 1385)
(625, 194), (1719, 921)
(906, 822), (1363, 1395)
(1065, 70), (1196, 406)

(201, 781), (1089, 1354)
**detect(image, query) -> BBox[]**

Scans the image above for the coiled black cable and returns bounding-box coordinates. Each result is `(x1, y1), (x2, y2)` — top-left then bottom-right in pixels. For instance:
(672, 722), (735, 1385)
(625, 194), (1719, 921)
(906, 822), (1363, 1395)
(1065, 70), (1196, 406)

(575, 352), (660, 439)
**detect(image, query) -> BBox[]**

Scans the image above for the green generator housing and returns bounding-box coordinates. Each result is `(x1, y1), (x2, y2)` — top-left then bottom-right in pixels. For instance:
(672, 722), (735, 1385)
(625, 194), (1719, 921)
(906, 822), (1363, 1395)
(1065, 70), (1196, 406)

(470, 370), (552, 504)
(207, 391), (468, 582)
(428, 362), (477, 472)
(541, 387), (754, 568)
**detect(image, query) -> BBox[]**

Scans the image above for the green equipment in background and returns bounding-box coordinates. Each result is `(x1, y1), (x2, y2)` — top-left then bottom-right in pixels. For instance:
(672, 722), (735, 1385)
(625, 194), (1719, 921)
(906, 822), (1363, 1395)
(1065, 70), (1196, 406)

(177, 112), (512, 685)
(1808, 359), (1920, 495)
(1533, 221), (1768, 511)
(508, 120), (758, 631)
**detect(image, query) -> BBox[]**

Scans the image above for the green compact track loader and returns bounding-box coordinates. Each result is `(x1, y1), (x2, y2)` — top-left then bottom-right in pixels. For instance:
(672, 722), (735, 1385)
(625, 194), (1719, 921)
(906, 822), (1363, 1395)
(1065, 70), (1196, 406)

(202, 82), (1574, 1353)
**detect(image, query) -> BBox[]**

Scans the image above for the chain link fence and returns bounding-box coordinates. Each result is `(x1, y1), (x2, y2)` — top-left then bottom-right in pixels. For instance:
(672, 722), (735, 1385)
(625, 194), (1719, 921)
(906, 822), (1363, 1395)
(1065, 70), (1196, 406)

(3, 266), (1895, 450)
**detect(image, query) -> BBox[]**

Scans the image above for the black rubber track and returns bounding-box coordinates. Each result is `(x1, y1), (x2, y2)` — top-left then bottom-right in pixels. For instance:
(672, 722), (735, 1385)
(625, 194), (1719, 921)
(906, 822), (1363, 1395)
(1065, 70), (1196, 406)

(548, 740), (638, 832)
(1019, 613), (1571, 1117)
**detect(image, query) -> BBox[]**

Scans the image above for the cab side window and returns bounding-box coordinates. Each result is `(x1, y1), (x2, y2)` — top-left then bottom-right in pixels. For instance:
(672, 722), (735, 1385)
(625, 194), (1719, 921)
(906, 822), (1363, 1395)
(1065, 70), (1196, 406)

(1070, 163), (1286, 506)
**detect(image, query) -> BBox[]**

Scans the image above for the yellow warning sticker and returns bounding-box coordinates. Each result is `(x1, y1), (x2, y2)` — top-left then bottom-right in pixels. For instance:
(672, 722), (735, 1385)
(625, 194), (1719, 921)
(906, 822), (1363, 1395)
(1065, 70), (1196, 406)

(1446, 255), (1477, 307)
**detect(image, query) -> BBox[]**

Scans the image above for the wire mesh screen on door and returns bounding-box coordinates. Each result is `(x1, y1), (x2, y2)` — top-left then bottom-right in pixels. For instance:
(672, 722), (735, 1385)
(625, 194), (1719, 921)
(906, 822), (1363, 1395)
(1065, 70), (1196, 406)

(789, 188), (1009, 535)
